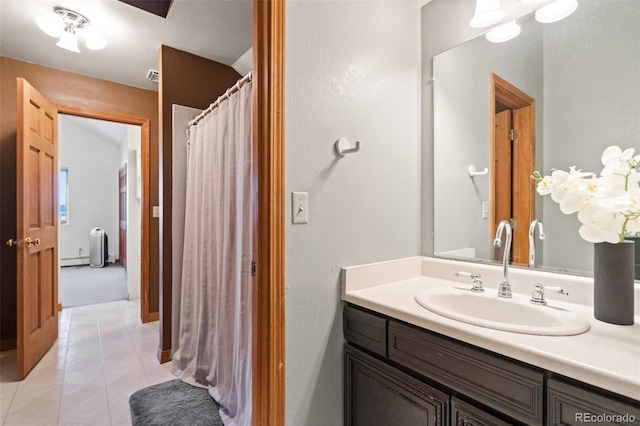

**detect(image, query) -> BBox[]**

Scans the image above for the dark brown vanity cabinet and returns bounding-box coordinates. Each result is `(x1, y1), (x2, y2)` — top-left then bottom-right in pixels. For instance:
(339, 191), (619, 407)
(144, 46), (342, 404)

(345, 345), (449, 426)
(344, 304), (640, 426)
(547, 378), (640, 426)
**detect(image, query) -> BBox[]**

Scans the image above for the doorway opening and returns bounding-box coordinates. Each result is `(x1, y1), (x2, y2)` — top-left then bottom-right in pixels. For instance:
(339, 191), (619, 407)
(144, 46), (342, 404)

(490, 73), (536, 266)
(55, 106), (153, 323)
(57, 114), (141, 308)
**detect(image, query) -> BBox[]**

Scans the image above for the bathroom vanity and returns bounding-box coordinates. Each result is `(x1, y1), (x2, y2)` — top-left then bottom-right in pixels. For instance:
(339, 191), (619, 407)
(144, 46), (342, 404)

(342, 257), (640, 426)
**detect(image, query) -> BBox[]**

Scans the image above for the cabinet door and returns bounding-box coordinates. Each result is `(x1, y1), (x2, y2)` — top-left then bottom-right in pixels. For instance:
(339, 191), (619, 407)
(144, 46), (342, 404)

(547, 378), (640, 426)
(451, 397), (512, 426)
(388, 321), (544, 425)
(345, 345), (448, 426)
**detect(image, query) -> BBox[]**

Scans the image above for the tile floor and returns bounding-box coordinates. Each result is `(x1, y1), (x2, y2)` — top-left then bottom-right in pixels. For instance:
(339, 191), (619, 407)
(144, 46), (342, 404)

(0, 300), (175, 426)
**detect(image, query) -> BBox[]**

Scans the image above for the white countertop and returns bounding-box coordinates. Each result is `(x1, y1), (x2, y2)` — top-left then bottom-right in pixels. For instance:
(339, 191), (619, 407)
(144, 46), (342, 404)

(342, 256), (640, 400)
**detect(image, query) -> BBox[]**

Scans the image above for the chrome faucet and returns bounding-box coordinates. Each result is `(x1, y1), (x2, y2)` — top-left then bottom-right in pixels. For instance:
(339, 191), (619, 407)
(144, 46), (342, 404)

(528, 219), (545, 268)
(493, 220), (513, 298)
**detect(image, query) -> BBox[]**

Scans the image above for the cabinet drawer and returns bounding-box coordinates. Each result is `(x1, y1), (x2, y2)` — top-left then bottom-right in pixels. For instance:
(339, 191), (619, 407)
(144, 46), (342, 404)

(388, 321), (543, 425)
(345, 345), (449, 426)
(344, 305), (387, 357)
(451, 397), (512, 426)
(547, 378), (640, 426)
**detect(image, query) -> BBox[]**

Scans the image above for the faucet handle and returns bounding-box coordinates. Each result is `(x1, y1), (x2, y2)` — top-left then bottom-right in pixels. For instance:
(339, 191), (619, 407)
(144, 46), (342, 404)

(531, 283), (568, 305)
(455, 271), (484, 293)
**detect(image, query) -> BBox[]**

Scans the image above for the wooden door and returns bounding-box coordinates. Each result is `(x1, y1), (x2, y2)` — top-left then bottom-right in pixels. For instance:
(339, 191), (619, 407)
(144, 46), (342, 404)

(15, 78), (58, 379)
(493, 109), (512, 262)
(490, 74), (535, 267)
(511, 106), (534, 265)
(119, 164), (127, 269)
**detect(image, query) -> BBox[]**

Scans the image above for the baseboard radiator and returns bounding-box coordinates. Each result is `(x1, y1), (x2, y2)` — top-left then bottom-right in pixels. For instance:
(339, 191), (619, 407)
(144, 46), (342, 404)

(60, 256), (91, 267)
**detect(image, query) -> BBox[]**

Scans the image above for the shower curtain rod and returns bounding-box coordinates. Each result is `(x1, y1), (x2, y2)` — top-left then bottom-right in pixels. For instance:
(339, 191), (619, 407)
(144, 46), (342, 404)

(188, 71), (253, 127)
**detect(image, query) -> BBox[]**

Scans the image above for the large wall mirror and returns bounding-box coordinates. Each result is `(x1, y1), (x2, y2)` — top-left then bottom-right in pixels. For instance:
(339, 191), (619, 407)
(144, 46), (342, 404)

(430, 0), (639, 277)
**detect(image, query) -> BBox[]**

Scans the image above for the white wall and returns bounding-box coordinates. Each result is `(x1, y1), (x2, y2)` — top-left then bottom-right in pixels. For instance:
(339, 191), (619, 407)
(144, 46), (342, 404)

(58, 117), (121, 266)
(285, 2), (421, 424)
(124, 125), (142, 299)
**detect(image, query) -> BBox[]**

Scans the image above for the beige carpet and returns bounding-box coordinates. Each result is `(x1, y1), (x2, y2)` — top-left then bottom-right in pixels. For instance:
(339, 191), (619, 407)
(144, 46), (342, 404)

(59, 264), (127, 307)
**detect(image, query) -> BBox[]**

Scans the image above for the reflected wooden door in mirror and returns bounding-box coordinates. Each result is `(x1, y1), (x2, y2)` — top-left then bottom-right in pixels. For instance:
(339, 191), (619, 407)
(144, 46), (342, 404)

(490, 73), (535, 267)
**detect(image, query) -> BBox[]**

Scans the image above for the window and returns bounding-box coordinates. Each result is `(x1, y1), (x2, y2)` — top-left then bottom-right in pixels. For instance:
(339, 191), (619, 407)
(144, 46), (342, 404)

(59, 168), (68, 224)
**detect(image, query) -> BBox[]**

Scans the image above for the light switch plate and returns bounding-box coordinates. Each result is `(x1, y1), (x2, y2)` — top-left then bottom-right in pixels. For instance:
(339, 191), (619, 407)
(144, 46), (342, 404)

(292, 192), (308, 224)
(482, 201), (489, 219)
(153, 206), (160, 218)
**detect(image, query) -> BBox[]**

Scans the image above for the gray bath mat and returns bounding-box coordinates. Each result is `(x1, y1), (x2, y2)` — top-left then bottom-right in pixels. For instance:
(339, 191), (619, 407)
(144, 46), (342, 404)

(129, 379), (223, 425)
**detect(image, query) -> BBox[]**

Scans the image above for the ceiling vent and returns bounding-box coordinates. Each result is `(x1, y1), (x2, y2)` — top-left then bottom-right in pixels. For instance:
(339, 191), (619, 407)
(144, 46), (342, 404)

(146, 69), (159, 83)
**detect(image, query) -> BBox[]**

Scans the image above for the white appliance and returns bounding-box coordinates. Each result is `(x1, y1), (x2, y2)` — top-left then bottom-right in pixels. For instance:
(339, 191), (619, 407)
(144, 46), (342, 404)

(89, 228), (108, 268)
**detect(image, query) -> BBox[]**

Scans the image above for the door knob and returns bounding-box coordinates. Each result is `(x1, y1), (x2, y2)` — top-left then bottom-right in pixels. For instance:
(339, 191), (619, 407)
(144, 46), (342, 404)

(6, 238), (23, 248)
(24, 237), (40, 247)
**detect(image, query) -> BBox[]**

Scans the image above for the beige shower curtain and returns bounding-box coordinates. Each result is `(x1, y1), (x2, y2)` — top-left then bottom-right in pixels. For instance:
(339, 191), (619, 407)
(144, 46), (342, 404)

(171, 78), (253, 426)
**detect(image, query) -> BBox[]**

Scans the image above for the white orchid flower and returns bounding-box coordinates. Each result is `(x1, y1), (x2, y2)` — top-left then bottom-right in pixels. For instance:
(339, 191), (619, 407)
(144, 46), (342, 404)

(601, 146), (637, 177)
(548, 167), (593, 204)
(534, 145), (640, 243)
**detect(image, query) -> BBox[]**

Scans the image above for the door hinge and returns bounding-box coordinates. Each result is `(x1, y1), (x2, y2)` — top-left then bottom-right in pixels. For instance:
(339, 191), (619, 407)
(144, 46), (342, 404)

(509, 129), (518, 141)
(251, 261), (256, 277)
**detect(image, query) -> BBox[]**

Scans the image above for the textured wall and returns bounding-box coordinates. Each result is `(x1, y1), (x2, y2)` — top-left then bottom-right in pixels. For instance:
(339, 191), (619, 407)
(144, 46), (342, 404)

(285, 2), (422, 424)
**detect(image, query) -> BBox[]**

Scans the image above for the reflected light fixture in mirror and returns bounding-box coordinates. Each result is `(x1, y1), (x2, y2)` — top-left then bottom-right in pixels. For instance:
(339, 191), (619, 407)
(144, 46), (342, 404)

(535, 0), (579, 23)
(485, 20), (521, 43)
(35, 7), (107, 53)
(470, 0), (506, 28)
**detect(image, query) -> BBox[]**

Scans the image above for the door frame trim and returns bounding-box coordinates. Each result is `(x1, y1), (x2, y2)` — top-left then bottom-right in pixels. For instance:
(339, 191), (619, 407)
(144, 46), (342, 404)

(54, 105), (152, 322)
(253, 0), (285, 424)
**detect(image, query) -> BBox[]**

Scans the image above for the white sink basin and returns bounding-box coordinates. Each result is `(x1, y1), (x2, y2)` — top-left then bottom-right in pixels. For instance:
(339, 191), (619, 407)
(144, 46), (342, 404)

(414, 286), (591, 336)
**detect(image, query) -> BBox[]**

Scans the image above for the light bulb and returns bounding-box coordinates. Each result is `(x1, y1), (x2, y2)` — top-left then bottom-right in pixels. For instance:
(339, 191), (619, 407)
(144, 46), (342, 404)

(84, 26), (107, 50)
(56, 28), (81, 53)
(535, 0), (578, 23)
(486, 21), (522, 43)
(470, 0), (506, 28)
(35, 13), (63, 38)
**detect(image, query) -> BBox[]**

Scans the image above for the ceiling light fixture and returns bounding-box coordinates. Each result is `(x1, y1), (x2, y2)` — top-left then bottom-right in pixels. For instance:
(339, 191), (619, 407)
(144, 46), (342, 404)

(470, 0), (506, 28)
(535, 0), (579, 23)
(35, 7), (107, 53)
(486, 20), (522, 43)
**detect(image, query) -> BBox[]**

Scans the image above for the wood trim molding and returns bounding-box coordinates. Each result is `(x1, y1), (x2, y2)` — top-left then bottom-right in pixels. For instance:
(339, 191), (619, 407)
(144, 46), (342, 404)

(253, 0), (285, 425)
(157, 346), (171, 364)
(54, 105), (153, 325)
(140, 120), (152, 324)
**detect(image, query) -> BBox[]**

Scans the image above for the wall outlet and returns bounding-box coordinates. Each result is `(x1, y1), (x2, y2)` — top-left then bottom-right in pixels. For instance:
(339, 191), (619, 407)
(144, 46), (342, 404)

(153, 206), (160, 218)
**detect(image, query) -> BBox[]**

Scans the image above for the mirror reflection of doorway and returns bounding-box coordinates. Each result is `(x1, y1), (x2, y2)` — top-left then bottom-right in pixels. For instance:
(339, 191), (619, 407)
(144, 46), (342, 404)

(490, 73), (535, 266)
